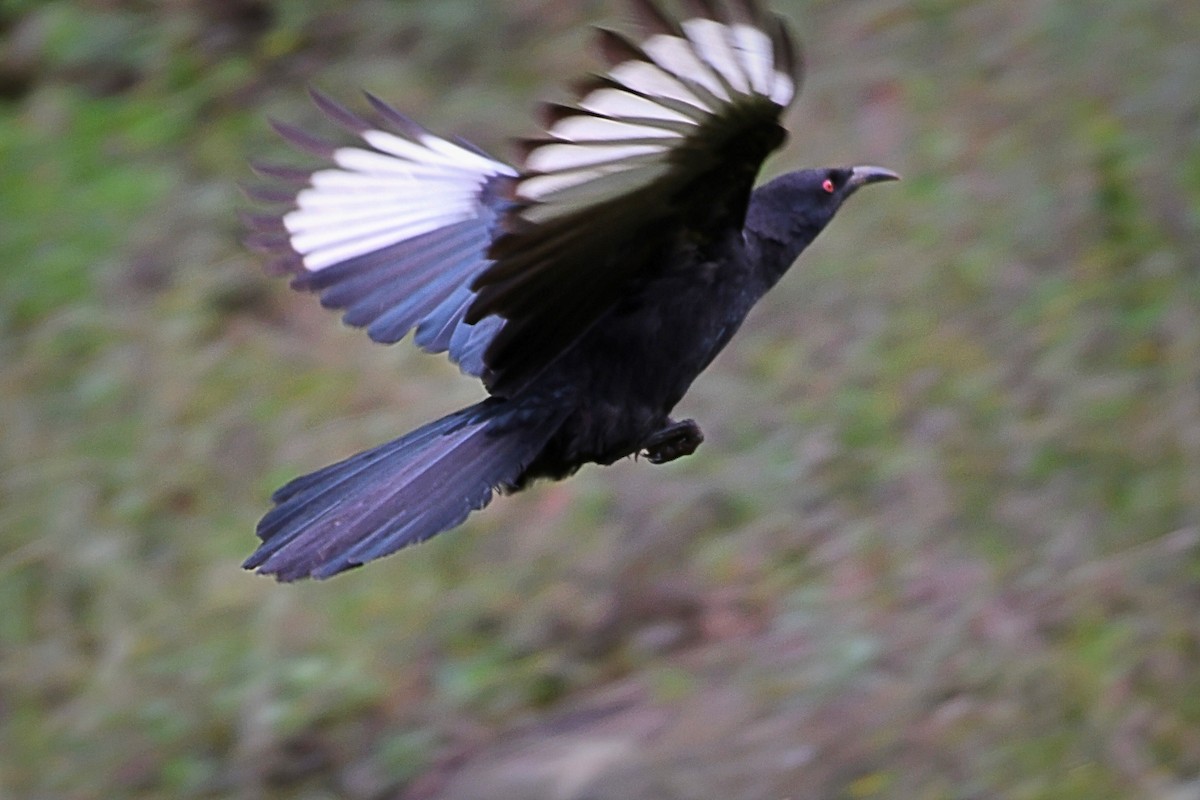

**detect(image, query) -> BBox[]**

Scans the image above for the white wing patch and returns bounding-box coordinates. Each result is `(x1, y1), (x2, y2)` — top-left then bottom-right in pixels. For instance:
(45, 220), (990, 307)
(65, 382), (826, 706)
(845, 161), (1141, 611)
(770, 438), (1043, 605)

(578, 89), (697, 123)
(640, 34), (726, 101)
(526, 142), (665, 173)
(731, 23), (775, 95)
(608, 60), (712, 109)
(284, 132), (515, 272)
(550, 115), (681, 142)
(516, 1), (797, 221)
(680, 19), (749, 94)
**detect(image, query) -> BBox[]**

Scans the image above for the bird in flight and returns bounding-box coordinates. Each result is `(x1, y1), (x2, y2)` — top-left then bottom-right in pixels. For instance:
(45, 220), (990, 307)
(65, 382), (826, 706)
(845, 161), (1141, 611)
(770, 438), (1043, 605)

(243, 0), (899, 580)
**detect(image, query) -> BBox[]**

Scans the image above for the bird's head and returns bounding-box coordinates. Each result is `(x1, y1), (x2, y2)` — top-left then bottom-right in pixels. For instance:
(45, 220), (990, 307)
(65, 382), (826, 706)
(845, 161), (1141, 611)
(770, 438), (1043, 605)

(747, 165), (900, 250)
(807, 164), (901, 204)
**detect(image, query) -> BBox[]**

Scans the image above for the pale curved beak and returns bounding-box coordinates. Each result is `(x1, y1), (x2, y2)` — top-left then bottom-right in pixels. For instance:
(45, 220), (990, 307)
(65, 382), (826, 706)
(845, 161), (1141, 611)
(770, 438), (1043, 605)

(847, 165), (902, 189)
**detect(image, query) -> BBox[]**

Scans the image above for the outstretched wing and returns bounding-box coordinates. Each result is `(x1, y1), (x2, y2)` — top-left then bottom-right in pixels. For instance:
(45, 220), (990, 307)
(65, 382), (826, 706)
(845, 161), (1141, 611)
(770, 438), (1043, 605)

(244, 90), (513, 376)
(467, 0), (801, 396)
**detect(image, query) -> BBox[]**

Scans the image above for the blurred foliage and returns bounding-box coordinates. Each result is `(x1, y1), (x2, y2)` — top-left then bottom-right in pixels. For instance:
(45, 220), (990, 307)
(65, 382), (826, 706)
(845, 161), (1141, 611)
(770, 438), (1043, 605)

(1, 0), (1199, 798)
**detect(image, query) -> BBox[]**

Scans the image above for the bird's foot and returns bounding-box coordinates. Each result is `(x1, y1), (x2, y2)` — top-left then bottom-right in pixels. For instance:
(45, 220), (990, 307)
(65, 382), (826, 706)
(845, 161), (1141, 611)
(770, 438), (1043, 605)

(641, 418), (704, 465)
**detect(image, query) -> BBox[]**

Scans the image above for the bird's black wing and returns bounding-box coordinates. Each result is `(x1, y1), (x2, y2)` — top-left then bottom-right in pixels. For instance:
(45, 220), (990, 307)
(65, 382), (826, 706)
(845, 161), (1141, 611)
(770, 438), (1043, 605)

(244, 90), (514, 376)
(467, 0), (801, 396)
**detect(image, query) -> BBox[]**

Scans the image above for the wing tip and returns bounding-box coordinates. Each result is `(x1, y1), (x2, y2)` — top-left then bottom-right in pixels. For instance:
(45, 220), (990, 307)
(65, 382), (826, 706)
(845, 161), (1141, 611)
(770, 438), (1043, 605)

(308, 85), (374, 134)
(363, 91), (431, 140)
(269, 118), (337, 158)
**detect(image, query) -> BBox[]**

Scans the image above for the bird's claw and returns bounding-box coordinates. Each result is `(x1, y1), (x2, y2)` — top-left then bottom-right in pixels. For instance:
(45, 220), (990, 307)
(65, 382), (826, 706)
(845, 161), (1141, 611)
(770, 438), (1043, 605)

(641, 418), (704, 464)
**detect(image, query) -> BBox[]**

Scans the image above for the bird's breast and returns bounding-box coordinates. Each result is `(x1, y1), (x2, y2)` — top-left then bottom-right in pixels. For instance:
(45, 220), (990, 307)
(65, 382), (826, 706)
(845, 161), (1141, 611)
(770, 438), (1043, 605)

(523, 245), (762, 471)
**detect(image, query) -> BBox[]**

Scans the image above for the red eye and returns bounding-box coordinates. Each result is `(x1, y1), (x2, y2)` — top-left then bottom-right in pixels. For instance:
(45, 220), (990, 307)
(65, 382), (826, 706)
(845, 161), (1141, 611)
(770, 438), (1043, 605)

(822, 178), (835, 193)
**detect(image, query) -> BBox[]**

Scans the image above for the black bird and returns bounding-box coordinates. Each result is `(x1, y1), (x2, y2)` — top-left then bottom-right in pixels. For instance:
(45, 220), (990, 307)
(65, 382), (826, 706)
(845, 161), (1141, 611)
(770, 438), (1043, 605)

(243, 0), (898, 580)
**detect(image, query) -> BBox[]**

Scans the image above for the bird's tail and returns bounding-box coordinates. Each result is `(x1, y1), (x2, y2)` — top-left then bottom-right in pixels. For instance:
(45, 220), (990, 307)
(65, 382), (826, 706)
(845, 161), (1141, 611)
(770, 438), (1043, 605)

(244, 399), (564, 581)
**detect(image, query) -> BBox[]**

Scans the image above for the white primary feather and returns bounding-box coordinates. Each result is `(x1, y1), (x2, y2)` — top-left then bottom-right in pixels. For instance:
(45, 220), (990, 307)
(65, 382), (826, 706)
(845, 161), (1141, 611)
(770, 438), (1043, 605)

(578, 89), (697, 122)
(731, 23), (775, 94)
(419, 134), (508, 171)
(520, 162), (670, 206)
(770, 73), (795, 106)
(291, 205), (468, 254)
(520, 168), (629, 201)
(517, 8), (795, 218)
(288, 131), (513, 272)
(681, 19), (750, 93)
(283, 128), (518, 271)
(550, 115), (681, 142)
(285, 197), (474, 232)
(641, 34), (729, 101)
(294, 185), (477, 211)
(526, 142), (666, 173)
(307, 168), (473, 191)
(607, 60), (708, 109)
(297, 219), (455, 271)
(333, 147), (476, 177)
(359, 131), (491, 172)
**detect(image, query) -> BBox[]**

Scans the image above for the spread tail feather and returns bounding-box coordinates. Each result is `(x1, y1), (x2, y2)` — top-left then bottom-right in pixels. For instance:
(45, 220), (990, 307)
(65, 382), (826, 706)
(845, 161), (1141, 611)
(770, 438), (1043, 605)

(244, 400), (562, 581)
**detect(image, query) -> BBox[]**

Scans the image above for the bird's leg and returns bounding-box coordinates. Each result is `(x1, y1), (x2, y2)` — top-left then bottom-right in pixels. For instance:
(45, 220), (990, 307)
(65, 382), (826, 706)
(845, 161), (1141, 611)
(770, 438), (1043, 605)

(640, 418), (704, 465)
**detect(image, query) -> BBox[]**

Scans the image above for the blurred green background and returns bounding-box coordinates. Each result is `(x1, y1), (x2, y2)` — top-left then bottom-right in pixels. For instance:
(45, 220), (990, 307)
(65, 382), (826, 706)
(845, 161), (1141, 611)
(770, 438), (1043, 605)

(2, 0), (1198, 798)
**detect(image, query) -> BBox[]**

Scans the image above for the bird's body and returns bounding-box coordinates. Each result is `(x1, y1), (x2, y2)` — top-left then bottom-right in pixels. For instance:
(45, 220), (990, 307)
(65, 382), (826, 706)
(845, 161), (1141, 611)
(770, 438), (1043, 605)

(519, 226), (750, 477)
(518, 172), (836, 481)
(244, 0), (898, 580)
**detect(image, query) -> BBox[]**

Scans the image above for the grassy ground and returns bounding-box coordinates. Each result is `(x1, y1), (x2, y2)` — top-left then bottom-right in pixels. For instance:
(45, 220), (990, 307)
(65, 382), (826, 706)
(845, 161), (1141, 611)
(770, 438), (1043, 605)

(2, 0), (1199, 798)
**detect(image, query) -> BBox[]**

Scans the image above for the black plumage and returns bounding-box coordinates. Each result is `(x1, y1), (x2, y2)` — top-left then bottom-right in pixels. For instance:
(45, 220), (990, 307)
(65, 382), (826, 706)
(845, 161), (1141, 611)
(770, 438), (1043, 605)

(243, 0), (899, 580)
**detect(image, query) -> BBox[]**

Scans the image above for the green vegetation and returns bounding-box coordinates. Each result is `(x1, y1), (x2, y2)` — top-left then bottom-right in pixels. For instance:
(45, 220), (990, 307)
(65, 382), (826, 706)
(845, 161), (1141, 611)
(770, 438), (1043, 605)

(1, 1), (1198, 798)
